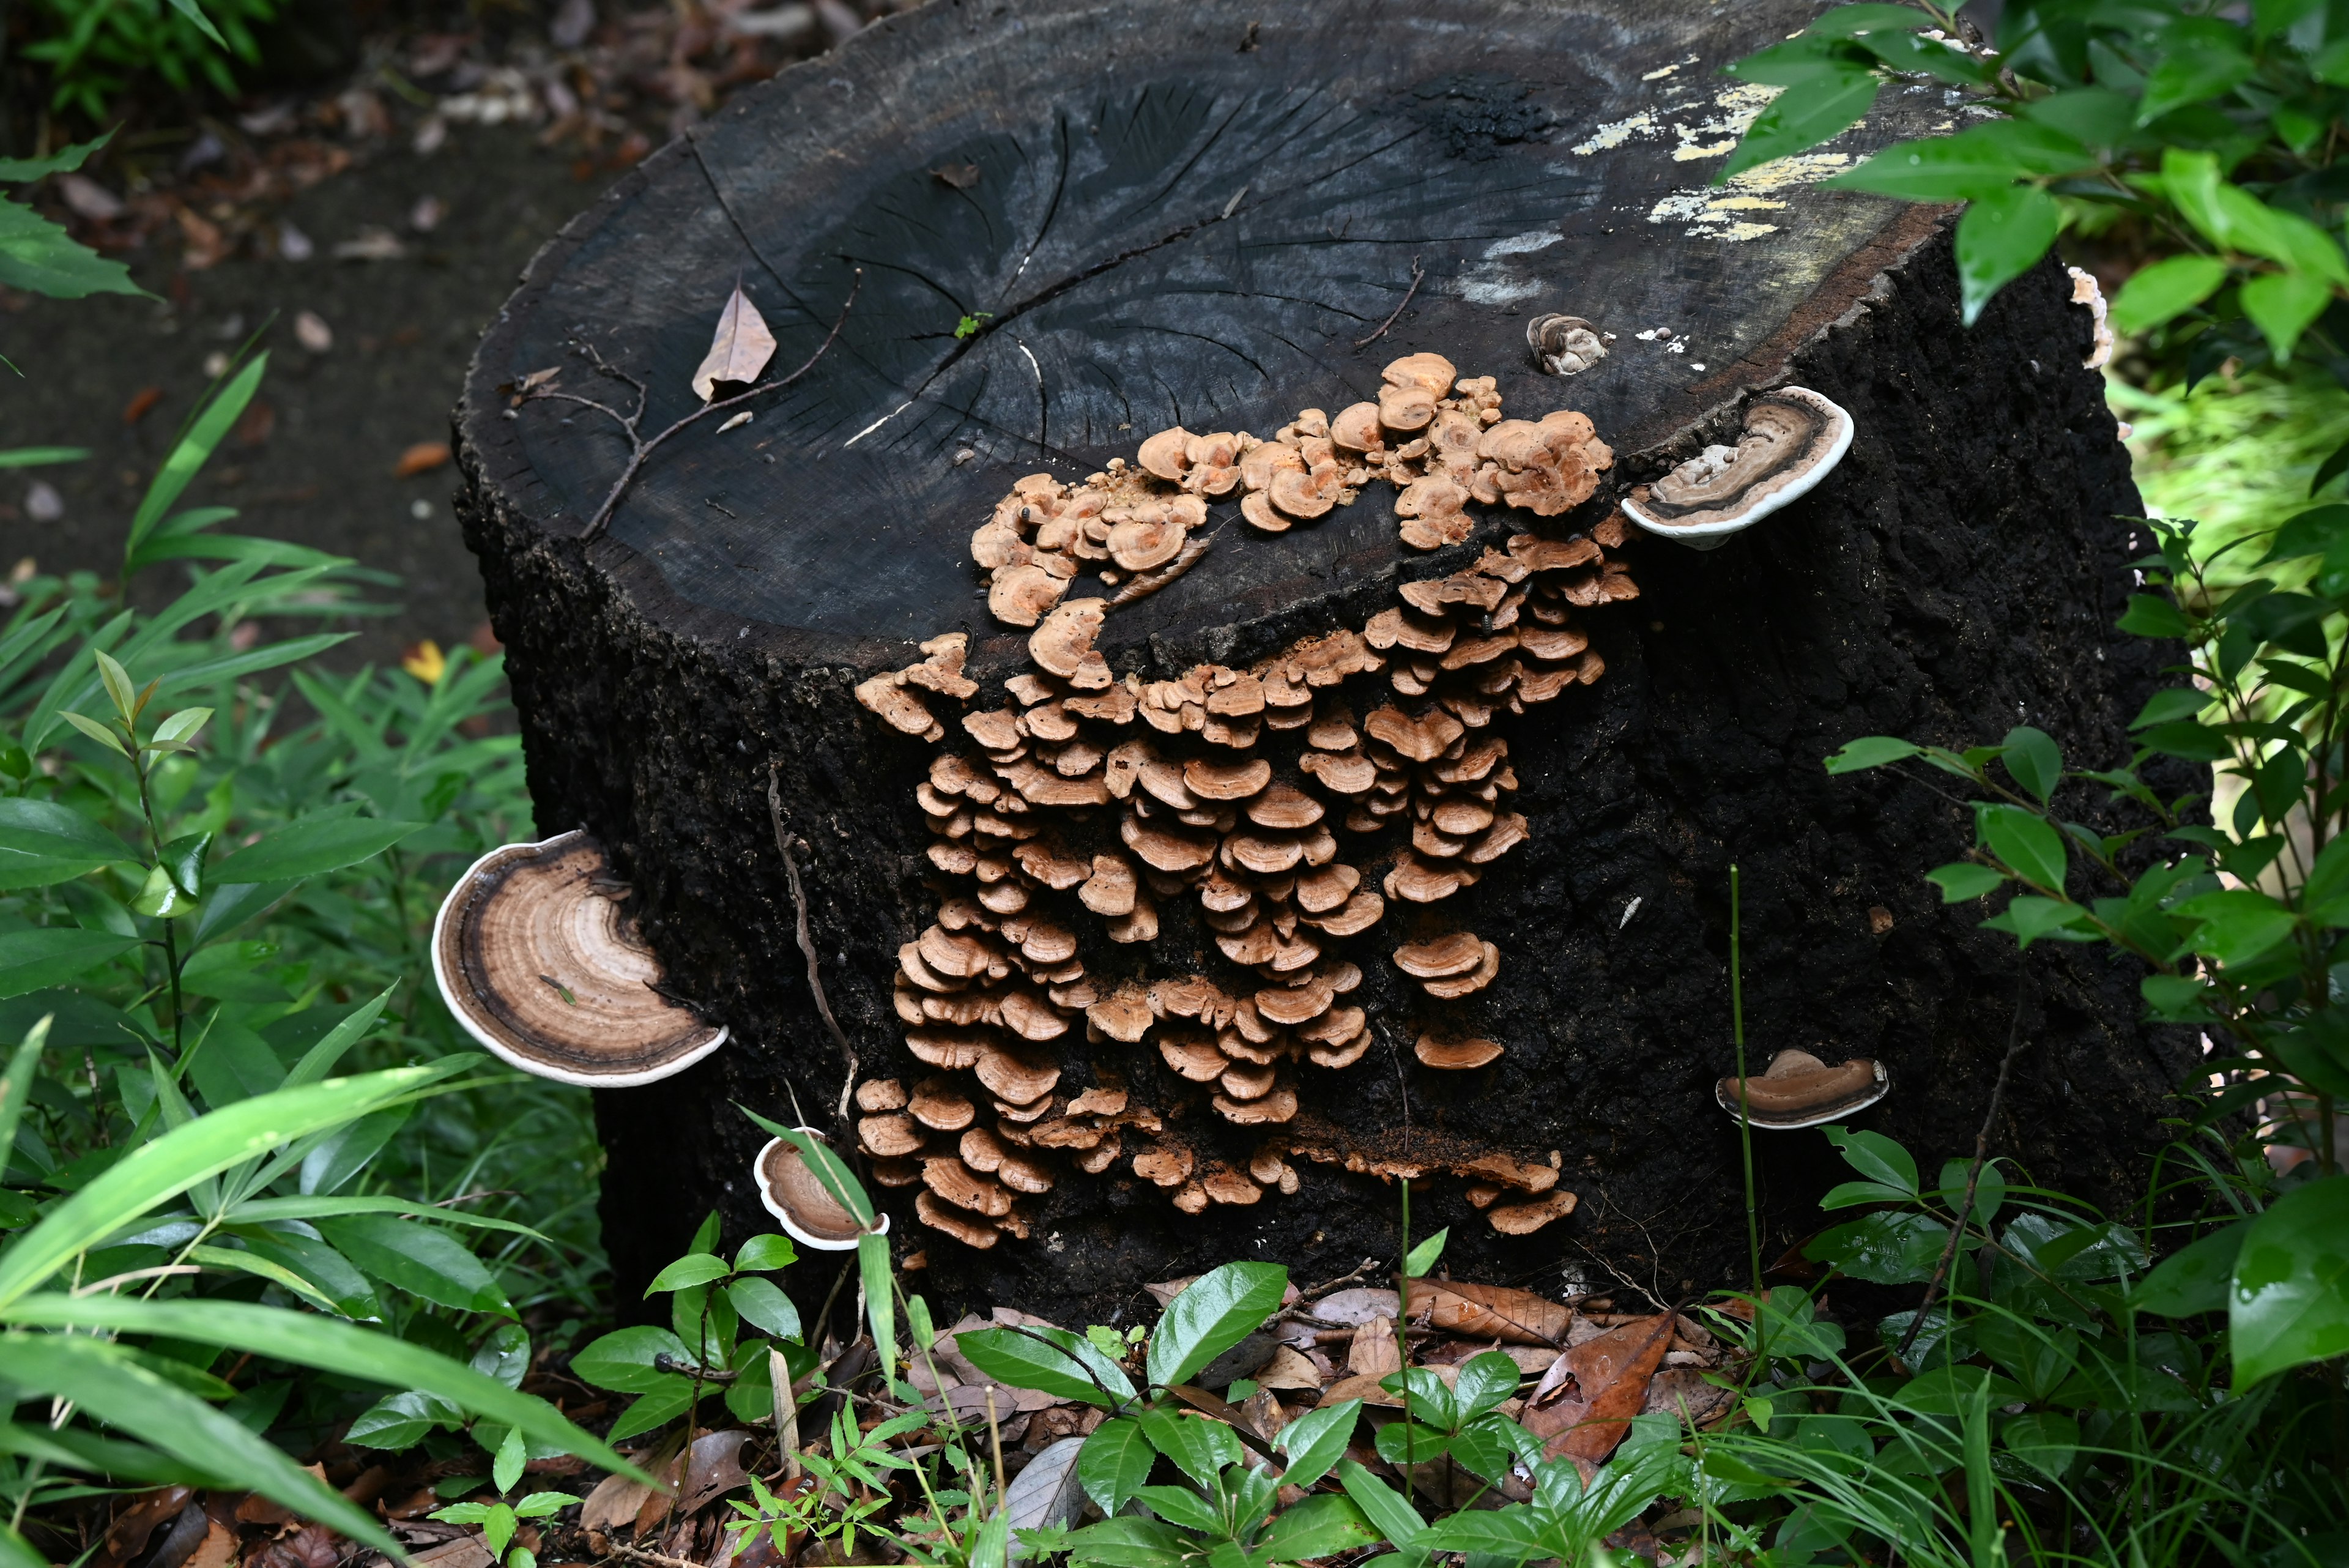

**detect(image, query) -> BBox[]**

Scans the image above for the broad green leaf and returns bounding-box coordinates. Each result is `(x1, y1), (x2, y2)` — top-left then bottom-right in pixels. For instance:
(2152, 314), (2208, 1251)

(1719, 69), (1881, 182)
(610, 1385), (696, 1443)
(1926, 863), (2007, 902)
(1806, 4), (1939, 37)
(727, 1277), (802, 1341)
(2232, 1175), (2349, 1388)
(2137, 23), (2254, 125)
(737, 1105), (874, 1228)
(959, 1323), (1136, 1408)
(0, 927), (141, 1001)
(0, 198), (146, 299)
(1259, 1496), (1379, 1561)
(0, 1333), (397, 1551)
(1805, 1211), (1948, 1284)
(2111, 255), (2228, 333)
(1419, 1507), (1542, 1558)
(1452, 1351), (1520, 1421)
(319, 1213), (514, 1317)
(1820, 1180), (1915, 1210)
(128, 355), (266, 555)
(1825, 736), (1920, 773)
(209, 816), (426, 884)
(494, 1426), (527, 1495)
(859, 1229), (897, 1393)
(0, 1016), (51, 1187)
(0, 446), (87, 468)
(0, 132), (114, 181)
(1955, 185), (2061, 325)
(2134, 1219), (2248, 1318)
(2172, 888), (2298, 968)
(0, 798), (135, 888)
(1978, 803), (2067, 891)
(1147, 1260), (1288, 1388)
(570, 1325), (695, 1394)
(1999, 727), (2061, 803)
(2000, 1411), (2079, 1481)
(1825, 1126), (1917, 1192)
(1983, 894), (2097, 946)
(1275, 1397), (1361, 1489)
(735, 1233), (796, 1273)
(1403, 1227), (1448, 1278)
(2241, 269), (2334, 362)
(645, 1252), (730, 1295)
(1828, 122), (2088, 202)
(1077, 1417), (1156, 1513)
(1137, 1404), (1243, 1491)
(1335, 1462), (1428, 1558)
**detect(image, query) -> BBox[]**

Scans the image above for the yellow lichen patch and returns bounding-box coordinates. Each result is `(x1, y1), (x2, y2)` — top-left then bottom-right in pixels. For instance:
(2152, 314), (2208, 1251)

(1646, 153), (1851, 242)
(1572, 110), (1653, 155)
(1670, 81), (1782, 161)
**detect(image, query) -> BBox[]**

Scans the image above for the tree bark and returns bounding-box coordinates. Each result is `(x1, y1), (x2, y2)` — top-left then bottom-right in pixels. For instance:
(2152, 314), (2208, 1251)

(453, 0), (2190, 1324)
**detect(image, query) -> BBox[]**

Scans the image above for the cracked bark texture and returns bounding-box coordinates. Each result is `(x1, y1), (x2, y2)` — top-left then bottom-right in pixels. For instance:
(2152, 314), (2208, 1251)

(453, 0), (2193, 1323)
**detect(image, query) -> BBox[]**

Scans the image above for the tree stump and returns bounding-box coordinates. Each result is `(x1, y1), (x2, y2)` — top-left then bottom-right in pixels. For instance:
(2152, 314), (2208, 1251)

(455, 0), (2189, 1321)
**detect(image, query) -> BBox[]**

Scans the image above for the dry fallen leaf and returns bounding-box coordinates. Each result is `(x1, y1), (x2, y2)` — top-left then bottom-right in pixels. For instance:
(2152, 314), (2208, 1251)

(1415, 1279), (1572, 1345)
(1521, 1312), (1680, 1476)
(121, 385), (163, 425)
(677, 1427), (754, 1517)
(691, 284), (778, 401)
(294, 311), (333, 352)
(1255, 1343), (1323, 1391)
(396, 442), (452, 477)
(931, 162), (981, 189)
(580, 1471), (653, 1536)
(184, 1518), (237, 1568)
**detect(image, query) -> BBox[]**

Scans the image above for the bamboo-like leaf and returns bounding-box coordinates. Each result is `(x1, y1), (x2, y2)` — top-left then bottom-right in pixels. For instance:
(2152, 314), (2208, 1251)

(0, 1017), (51, 1183)
(128, 355), (268, 559)
(690, 285), (778, 401)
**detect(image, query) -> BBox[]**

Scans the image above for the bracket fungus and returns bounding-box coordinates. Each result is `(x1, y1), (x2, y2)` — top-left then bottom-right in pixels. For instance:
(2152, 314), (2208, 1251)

(1715, 1049), (1890, 1129)
(756, 1130), (885, 1251)
(1622, 386), (1852, 551)
(1527, 313), (1609, 376)
(853, 349), (1658, 1244)
(431, 830), (727, 1087)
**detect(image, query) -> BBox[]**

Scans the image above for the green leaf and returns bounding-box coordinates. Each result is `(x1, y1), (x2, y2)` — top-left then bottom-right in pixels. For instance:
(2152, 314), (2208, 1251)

(1275, 1398), (1361, 1490)
(1955, 185), (2061, 326)
(1824, 736), (1920, 774)
(1452, 1351), (1520, 1421)
(2118, 592), (2192, 638)
(0, 446), (88, 468)
(2110, 255), (2229, 333)
(737, 1105), (874, 1228)
(2000, 1411), (2079, 1481)
(1335, 1462), (1428, 1559)
(58, 709), (128, 757)
(1827, 122), (2088, 203)
(1136, 1404), (1242, 1491)
(2241, 269), (2334, 362)
(2134, 1219), (2249, 1318)
(2130, 686), (2211, 729)
(1926, 863), (2006, 902)
(2137, 24), (2254, 124)
(128, 355), (267, 557)
(209, 816), (427, 884)
(1983, 894), (2097, 946)
(735, 1233), (796, 1273)
(1077, 1417), (1156, 1513)
(316, 1214), (514, 1317)
(1805, 1211), (1948, 1284)
(0, 1016), (52, 1190)
(859, 1228), (897, 1394)
(0, 798), (135, 889)
(570, 1326), (694, 1394)
(2141, 973), (2210, 1020)
(1806, 4), (1939, 37)
(0, 1334), (396, 1551)
(2172, 888), (2299, 968)
(960, 1323), (1136, 1408)
(1259, 1496), (1378, 1562)
(2232, 1175), (2349, 1388)
(0, 927), (141, 1000)
(167, 0), (231, 48)
(1820, 1180), (1915, 1210)
(0, 132), (114, 181)
(1146, 1260), (1288, 1388)
(132, 864), (195, 921)
(1403, 1227), (1448, 1278)
(646, 1252), (730, 1295)
(1824, 1126), (1917, 1192)
(1719, 69), (1881, 183)
(727, 1277), (801, 1342)
(0, 198), (147, 300)
(1978, 803), (2067, 891)
(494, 1426), (527, 1495)
(1999, 727), (2061, 804)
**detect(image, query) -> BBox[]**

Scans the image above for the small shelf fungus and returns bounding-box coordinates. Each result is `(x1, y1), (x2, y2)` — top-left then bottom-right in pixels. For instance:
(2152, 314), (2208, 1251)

(1526, 314), (1609, 376)
(431, 829), (726, 1087)
(1715, 1048), (1890, 1129)
(1621, 386), (1852, 551)
(859, 350), (1659, 1247)
(755, 1128), (885, 1251)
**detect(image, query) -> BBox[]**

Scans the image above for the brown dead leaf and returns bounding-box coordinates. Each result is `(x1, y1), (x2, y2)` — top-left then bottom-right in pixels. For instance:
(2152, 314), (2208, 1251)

(183, 1520), (237, 1568)
(1414, 1280), (1571, 1345)
(1644, 1366), (1737, 1427)
(930, 162), (981, 189)
(579, 1470), (654, 1536)
(691, 284), (777, 401)
(677, 1427), (754, 1516)
(98, 1487), (193, 1568)
(1143, 1277), (1197, 1308)
(1307, 1287), (1399, 1325)
(254, 1523), (344, 1568)
(1521, 1312), (1679, 1476)
(1346, 1315), (1401, 1378)
(1255, 1344), (1323, 1391)
(407, 1537), (495, 1568)
(395, 441), (451, 477)
(122, 385), (163, 425)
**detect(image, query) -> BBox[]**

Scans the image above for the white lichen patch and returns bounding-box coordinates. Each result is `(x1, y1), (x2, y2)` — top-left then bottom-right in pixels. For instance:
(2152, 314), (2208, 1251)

(1671, 83), (1783, 161)
(1456, 229), (1562, 306)
(1572, 111), (1654, 154)
(1645, 152), (1852, 242)
(1642, 54), (1698, 81)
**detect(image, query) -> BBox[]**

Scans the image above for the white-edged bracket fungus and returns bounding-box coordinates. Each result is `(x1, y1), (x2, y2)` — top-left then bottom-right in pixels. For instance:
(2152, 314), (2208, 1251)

(755, 1129), (888, 1251)
(1716, 1048), (1890, 1129)
(431, 829), (727, 1086)
(1622, 386), (1852, 552)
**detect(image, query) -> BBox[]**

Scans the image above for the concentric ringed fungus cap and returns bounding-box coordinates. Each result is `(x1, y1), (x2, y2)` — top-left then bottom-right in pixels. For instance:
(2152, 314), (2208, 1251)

(1622, 386), (1853, 552)
(431, 830), (727, 1087)
(756, 1129), (890, 1252)
(1716, 1048), (1888, 1129)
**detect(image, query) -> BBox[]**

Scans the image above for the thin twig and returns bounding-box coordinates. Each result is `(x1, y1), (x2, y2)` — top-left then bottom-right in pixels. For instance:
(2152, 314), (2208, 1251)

(608, 1544), (707, 1568)
(1898, 965), (2032, 1362)
(530, 270), (862, 540)
(1356, 258), (1424, 349)
(768, 764), (859, 1123)
(1300, 1257), (1384, 1298)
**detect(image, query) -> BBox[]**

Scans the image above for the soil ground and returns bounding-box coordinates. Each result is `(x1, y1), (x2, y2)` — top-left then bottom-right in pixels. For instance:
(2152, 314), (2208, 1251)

(1, 128), (616, 667)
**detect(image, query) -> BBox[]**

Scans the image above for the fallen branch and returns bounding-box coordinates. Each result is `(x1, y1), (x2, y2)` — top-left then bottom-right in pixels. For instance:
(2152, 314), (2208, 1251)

(528, 269), (861, 540)
(768, 765), (859, 1124)
(1356, 258), (1424, 349)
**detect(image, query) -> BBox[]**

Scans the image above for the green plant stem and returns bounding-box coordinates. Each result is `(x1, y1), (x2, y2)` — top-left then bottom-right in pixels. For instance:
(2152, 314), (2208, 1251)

(1731, 866), (1762, 1351)
(131, 751), (183, 1055)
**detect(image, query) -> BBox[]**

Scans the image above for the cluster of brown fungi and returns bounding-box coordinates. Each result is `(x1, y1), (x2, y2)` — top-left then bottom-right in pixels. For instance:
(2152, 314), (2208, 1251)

(855, 354), (1642, 1251)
